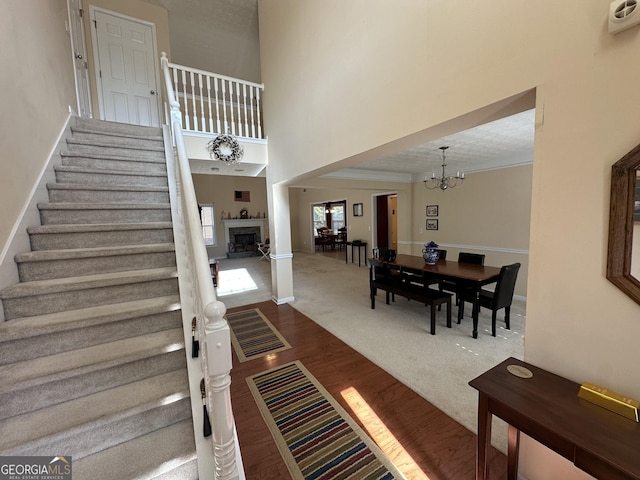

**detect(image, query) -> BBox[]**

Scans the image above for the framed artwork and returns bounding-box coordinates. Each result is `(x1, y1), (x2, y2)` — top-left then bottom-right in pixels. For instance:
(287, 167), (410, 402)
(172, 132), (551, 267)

(426, 205), (439, 217)
(353, 203), (364, 216)
(426, 219), (439, 230)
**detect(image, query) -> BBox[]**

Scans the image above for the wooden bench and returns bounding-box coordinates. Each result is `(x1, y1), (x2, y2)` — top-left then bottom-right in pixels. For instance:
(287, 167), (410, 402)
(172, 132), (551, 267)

(369, 261), (452, 335)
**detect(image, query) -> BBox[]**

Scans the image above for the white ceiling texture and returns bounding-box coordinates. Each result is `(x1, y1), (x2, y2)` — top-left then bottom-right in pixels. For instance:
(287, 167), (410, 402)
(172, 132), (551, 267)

(143, 0), (535, 181)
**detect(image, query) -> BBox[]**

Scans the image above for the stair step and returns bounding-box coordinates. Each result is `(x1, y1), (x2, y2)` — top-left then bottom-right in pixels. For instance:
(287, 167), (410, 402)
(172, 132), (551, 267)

(38, 202), (172, 225)
(60, 151), (168, 174)
(74, 117), (163, 137)
(47, 182), (170, 203)
(0, 370), (190, 458)
(70, 126), (164, 147)
(27, 222), (174, 250)
(0, 296), (181, 365)
(0, 267), (179, 319)
(0, 328), (186, 420)
(66, 138), (165, 160)
(73, 419), (197, 480)
(16, 243), (176, 281)
(54, 165), (168, 187)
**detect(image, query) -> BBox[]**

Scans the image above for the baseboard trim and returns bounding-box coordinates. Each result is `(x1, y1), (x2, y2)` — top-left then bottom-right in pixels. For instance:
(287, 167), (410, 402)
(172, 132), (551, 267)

(272, 295), (295, 305)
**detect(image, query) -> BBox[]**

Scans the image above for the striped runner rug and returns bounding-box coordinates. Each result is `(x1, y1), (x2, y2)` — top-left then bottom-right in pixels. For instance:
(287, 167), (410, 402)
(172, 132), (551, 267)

(247, 361), (404, 479)
(226, 308), (292, 362)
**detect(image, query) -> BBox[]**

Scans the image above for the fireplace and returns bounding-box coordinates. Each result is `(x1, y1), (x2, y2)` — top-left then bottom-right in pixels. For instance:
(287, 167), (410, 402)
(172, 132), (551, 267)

(224, 219), (266, 258)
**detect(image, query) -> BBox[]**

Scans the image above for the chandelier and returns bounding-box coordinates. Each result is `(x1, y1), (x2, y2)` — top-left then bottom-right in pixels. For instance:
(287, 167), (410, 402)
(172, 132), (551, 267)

(423, 146), (464, 191)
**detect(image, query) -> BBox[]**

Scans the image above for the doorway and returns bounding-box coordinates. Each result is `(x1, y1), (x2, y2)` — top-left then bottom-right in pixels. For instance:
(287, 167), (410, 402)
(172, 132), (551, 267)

(374, 193), (398, 251)
(89, 7), (160, 126)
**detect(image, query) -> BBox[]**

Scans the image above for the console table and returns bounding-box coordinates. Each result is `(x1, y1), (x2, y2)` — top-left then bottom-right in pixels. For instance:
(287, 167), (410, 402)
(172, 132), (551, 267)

(345, 240), (367, 267)
(469, 357), (640, 480)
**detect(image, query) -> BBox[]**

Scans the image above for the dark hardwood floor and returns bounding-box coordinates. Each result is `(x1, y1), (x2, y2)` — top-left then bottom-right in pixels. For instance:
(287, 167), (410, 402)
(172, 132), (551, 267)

(229, 300), (507, 480)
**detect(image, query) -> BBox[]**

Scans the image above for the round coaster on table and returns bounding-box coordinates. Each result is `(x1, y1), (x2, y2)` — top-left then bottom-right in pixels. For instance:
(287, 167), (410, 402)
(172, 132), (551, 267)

(507, 364), (533, 379)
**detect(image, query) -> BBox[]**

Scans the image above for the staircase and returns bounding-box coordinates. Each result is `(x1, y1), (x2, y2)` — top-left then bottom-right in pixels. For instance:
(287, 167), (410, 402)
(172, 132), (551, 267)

(0, 118), (198, 479)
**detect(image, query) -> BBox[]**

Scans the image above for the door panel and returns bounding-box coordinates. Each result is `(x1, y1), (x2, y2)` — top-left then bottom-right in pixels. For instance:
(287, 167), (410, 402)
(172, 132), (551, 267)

(94, 10), (159, 126)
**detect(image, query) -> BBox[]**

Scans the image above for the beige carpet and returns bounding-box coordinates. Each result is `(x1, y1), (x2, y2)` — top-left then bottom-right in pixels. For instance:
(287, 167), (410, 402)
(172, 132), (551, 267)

(215, 250), (525, 454)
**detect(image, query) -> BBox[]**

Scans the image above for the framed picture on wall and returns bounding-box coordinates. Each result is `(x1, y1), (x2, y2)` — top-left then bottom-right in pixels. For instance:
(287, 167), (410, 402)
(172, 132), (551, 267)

(426, 219), (439, 230)
(353, 203), (363, 216)
(426, 205), (439, 217)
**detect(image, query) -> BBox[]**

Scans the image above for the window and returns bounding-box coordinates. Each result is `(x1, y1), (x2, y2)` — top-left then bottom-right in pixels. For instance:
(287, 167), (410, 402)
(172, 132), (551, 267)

(200, 204), (216, 246)
(313, 205), (326, 231)
(312, 201), (346, 232)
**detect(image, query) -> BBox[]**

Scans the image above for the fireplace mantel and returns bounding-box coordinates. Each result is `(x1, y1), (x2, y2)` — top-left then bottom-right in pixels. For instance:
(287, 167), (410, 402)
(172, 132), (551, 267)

(223, 218), (266, 247)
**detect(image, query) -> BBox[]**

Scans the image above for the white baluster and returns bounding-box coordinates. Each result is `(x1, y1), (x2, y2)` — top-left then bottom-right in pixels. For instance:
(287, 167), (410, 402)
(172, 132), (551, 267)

(214, 77), (221, 134)
(221, 80), (228, 134)
(242, 84), (248, 138)
(249, 87), (256, 139)
(181, 69), (190, 130)
(204, 301), (238, 480)
(255, 88), (262, 139)
(198, 73), (205, 133)
(235, 83), (242, 137)
(190, 71), (198, 131)
(206, 75), (213, 133)
(228, 80), (236, 136)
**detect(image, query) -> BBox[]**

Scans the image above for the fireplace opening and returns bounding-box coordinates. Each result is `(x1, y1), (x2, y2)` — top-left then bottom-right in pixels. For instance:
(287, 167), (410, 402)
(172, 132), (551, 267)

(226, 223), (264, 258)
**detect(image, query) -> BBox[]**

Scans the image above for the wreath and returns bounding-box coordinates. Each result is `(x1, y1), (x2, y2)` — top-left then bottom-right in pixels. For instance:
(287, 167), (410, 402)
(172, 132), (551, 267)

(206, 133), (244, 164)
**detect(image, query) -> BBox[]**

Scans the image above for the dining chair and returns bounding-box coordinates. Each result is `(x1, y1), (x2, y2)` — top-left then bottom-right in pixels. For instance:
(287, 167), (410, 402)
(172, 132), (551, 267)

(439, 252), (484, 304)
(335, 227), (347, 249)
(458, 262), (521, 337)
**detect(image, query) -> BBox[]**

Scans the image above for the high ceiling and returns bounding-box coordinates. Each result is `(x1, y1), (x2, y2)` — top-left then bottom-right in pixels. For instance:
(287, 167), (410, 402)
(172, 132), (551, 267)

(141, 0), (535, 180)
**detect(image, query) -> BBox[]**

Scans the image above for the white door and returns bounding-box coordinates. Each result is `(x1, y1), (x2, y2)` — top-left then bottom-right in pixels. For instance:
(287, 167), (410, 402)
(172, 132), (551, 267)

(91, 9), (159, 126)
(68, 0), (92, 117)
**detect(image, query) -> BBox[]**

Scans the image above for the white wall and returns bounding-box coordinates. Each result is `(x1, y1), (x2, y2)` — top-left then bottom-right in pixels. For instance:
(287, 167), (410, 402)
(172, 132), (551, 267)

(0, 0), (76, 267)
(258, 2), (640, 478)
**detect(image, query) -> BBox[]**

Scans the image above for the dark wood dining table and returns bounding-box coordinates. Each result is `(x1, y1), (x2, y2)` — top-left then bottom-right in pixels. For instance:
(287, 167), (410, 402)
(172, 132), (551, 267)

(373, 253), (502, 338)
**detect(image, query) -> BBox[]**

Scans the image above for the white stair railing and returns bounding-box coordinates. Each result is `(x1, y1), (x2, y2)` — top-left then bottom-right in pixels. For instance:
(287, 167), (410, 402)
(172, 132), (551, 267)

(165, 59), (264, 139)
(160, 52), (241, 480)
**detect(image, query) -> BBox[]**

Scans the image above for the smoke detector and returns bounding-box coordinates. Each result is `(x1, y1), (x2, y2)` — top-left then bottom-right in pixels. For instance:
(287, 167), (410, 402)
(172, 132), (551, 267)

(609, 0), (640, 34)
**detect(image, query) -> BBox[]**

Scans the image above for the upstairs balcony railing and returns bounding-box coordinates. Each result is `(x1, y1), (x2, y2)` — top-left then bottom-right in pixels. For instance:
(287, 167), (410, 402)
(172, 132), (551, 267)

(163, 59), (264, 140)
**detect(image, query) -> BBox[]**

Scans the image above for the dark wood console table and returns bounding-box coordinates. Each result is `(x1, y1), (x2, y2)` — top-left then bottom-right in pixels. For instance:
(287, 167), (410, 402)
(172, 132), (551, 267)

(345, 240), (367, 267)
(469, 357), (640, 480)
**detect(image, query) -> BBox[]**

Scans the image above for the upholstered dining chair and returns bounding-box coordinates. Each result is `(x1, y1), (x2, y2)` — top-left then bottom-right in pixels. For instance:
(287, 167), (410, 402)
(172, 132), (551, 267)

(458, 262), (521, 337)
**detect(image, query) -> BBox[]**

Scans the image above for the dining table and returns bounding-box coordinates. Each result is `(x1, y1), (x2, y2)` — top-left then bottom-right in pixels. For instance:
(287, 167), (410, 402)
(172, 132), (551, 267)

(373, 253), (502, 338)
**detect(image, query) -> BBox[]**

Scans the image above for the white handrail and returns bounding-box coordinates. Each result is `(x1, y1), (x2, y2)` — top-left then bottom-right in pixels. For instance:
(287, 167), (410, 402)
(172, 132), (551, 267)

(164, 59), (264, 139)
(161, 52), (240, 480)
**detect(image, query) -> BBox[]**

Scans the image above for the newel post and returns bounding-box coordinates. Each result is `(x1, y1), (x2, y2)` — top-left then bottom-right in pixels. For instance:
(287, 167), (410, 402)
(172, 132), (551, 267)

(204, 300), (239, 480)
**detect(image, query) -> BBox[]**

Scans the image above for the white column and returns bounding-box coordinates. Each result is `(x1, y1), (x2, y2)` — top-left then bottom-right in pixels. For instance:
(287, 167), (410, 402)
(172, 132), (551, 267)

(268, 182), (295, 304)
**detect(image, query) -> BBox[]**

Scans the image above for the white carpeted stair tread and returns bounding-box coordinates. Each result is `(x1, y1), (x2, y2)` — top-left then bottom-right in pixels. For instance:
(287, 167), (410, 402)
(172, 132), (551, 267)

(37, 202), (171, 210)
(54, 164), (168, 178)
(67, 138), (165, 152)
(73, 419), (197, 480)
(47, 183), (169, 192)
(73, 118), (163, 137)
(27, 222), (173, 234)
(69, 126), (164, 142)
(15, 243), (175, 263)
(0, 295), (180, 342)
(0, 369), (189, 451)
(0, 328), (185, 392)
(0, 267), (177, 298)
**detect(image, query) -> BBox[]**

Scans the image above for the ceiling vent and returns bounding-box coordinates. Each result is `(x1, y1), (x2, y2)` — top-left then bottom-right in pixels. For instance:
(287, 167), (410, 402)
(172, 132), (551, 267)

(609, 0), (640, 34)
